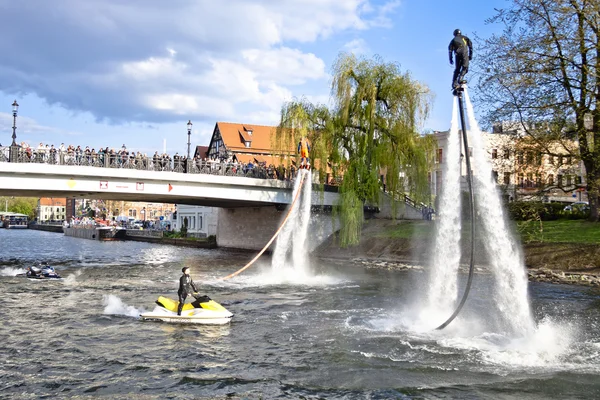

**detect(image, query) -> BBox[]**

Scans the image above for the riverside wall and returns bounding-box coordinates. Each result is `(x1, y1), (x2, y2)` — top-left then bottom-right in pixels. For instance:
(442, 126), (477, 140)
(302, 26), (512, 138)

(29, 224), (63, 233)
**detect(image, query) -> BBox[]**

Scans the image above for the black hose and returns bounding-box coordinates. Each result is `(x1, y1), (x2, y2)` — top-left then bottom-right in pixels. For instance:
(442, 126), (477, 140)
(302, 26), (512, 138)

(435, 89), (476, 330)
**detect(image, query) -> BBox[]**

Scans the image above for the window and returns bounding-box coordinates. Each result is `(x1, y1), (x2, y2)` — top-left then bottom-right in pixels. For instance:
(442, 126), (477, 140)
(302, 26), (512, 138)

(548, 174), (554, 186)
(437, 148), (443, 164)
(518, 173), (524, 187)
(128, 209), (137, 217)
(536, 174), (542, 187)
(492, 170), (499, 183)
(558, 155), (563, 165)
(557, 174), (563, 187)
(566, 175), (572, 186)
(245, 141), (251, 148)
(503, 172), (510, 185)
(526, 151), (533, 164)
(527, 173), (533, 188)
(504, 148), (510, 159)
(492, 149), (498, 159)
(566, 156), (572, 165)
(199, 216), (203, 230)
(517, 152), (524, 164)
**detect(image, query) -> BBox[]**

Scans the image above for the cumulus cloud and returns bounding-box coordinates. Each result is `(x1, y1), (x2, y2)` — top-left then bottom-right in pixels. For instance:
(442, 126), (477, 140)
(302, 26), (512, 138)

(343, 39), (370, 55)
(0, 0), (399, 125)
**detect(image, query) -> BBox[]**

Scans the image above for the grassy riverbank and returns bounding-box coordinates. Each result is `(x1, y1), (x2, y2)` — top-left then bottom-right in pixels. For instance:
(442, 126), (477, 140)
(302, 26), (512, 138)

(516, 220), (600, 244)
(375, 219), (600, 244)
(316, 219), (600, 276)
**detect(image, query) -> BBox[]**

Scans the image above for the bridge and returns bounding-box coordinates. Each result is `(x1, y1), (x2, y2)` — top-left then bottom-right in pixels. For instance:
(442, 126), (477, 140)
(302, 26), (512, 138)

(0, 146), (338, 208)
(0, 145), (426, 250)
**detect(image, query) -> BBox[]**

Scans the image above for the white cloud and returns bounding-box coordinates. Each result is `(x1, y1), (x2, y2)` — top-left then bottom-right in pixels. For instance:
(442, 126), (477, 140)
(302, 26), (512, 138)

(343, 39), (369, 55)
(0, 0), (400, 125)
(122, 57), (188, 80)
(242, 47), (327, 84)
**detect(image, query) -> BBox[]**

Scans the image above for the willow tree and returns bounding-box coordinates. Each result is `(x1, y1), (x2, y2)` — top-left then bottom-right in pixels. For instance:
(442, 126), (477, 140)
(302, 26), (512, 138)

(475, 0), (600, 221)
(275, 53), (435, 246)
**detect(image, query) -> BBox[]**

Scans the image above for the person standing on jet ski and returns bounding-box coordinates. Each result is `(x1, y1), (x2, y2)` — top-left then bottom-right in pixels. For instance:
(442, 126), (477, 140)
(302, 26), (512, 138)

(177, 266), (199, 316)
(448, 29), (473, 90)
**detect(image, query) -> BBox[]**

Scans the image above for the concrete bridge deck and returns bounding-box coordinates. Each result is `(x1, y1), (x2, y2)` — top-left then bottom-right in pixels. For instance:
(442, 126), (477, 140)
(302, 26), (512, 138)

(0, 161), (337, 208)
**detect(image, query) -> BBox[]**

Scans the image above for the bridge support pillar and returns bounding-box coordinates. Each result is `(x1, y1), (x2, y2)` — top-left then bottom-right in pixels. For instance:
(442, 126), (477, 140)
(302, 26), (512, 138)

(216, 206), (336, 252)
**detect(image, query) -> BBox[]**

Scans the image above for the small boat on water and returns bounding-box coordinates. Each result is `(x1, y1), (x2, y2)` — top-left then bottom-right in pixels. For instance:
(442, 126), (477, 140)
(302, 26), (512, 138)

(18, 263), (62, 280)
(140, 295), (233, 325)
(0, 212), (29, 229)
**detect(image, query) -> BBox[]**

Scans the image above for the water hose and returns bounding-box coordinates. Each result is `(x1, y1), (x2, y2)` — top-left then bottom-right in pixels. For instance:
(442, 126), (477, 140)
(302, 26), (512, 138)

(436, 89), (476, 330)
(220, 172), (307, 280)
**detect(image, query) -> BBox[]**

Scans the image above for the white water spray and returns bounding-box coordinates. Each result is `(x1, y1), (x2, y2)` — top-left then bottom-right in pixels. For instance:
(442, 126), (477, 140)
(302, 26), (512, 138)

(426, 100), (463, 315)
(271, 170), (312, 275)
(293, 170), (312, 272)
(463, 89), (535, 334)
(102, 294), (145, 317)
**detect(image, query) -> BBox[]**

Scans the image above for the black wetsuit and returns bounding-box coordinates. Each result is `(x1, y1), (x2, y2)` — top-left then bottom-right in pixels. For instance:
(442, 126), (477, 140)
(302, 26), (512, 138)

(177, 274), (198, 315)
(449, 34), (473, 88)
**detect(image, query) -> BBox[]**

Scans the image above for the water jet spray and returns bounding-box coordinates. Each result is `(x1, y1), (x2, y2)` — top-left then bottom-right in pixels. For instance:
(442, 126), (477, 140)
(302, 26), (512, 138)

(435, 84), (476, 330)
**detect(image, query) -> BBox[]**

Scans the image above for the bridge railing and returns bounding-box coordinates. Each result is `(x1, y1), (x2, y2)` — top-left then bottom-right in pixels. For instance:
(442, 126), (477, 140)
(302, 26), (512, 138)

(0, 146), (298, 182)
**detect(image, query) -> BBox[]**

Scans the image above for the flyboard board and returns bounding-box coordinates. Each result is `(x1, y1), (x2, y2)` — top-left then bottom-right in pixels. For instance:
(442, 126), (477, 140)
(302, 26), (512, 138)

(140, 296), (233, 325)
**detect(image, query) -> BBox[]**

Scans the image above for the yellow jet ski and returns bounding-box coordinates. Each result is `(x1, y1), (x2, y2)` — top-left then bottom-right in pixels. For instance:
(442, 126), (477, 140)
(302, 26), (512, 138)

(140, 295), (233, 325)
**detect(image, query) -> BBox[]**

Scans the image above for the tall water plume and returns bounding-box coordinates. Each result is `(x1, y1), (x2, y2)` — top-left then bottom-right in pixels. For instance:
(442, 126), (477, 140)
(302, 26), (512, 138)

(271, 169), (312, 275)
(463, 89), (535, 335)
(293, 170), (312, 273)
(426, 99), (463, 316)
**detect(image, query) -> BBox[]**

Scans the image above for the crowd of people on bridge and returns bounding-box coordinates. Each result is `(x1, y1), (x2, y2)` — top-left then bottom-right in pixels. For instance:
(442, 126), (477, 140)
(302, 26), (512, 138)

(2, 141), (301, 181)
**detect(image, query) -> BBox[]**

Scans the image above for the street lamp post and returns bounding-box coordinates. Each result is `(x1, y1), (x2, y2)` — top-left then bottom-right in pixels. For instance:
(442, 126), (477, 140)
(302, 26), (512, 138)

(9, 100), (19, 162)
(187, 120), (192, 159)
(11, 100), (18, 145)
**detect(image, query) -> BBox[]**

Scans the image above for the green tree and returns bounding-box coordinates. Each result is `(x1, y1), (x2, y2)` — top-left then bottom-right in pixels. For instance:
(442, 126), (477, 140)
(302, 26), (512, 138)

(275, 53), (435, 246)
(9, 197), (37, 219)
(475, 0), (600, 221)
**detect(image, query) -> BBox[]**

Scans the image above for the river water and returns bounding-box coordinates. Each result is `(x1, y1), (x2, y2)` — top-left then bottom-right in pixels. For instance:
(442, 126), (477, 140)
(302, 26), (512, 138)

(1, 229), (599, 399)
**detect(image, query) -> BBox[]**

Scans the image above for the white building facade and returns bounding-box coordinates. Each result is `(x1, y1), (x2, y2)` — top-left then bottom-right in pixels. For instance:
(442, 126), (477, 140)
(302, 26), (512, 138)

(37, 198), (66, 221)
(431, 128), (587, 203)
(176, 205), (218, 237)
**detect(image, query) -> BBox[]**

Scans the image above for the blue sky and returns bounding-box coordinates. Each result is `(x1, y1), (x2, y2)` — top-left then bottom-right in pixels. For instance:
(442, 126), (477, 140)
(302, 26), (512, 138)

(0, 0), (507, 156)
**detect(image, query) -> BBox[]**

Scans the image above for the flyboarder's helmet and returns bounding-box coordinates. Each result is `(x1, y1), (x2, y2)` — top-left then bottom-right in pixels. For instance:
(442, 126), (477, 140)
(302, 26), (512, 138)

(453, 29), (461, 36)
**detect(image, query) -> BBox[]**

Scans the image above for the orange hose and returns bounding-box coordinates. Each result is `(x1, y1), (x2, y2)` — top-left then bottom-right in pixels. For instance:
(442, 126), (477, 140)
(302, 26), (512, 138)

(220, 172), (307, 280)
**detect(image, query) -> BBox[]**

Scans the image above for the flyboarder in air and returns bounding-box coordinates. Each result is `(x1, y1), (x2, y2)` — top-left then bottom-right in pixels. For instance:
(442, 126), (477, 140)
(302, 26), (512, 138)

(449, 29), (473, 92)
(298, 137), (311, 170)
